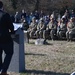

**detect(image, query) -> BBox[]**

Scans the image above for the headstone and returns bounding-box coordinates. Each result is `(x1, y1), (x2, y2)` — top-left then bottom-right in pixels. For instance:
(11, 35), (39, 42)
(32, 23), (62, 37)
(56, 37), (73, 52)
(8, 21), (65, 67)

(35, 39), (45, 45)
(7, 28), (25, 72)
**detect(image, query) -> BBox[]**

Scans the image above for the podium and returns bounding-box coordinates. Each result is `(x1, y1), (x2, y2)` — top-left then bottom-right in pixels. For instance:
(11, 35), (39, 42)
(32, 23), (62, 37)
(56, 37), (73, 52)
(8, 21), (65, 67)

(7, 28), (25, 72)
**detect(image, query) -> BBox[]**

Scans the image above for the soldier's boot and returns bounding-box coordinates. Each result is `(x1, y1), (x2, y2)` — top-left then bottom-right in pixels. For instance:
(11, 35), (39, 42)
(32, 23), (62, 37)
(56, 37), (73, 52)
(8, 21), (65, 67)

(59, 31), (62, 40)
(30, 31), (34, 38)
(69, 33), (73, 41)
(66, 31), (69, 41)
(50, 30), (54, 40)
(57, 31), (59, 39)
(36, 31), (39, 39)
(39, 31), (43, 38)
(43, 30), (46, 40)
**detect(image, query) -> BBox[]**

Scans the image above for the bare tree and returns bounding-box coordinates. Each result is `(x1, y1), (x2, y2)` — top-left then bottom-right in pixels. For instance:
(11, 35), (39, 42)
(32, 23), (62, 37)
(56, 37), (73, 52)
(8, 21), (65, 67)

(1, 0), (75, 13)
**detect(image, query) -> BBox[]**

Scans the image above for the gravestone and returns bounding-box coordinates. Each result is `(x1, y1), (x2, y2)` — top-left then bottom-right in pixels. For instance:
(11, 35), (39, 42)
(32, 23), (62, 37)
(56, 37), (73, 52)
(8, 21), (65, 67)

(7, 28), (25, 72)
(35, 39), (45, 45)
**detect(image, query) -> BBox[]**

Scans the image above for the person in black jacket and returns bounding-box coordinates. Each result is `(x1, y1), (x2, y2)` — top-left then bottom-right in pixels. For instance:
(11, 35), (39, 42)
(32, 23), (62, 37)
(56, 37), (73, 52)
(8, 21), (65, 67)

(0, 1), (14, 75)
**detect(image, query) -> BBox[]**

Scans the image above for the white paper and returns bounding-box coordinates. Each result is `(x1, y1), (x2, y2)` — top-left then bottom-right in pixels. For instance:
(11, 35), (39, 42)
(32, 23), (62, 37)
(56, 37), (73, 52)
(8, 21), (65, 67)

(13, 23), (23, 31)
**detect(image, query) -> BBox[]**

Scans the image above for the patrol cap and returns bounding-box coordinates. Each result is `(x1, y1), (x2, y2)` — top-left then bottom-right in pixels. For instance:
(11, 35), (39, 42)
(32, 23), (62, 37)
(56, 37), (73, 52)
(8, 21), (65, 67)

(32, 17), (36, 20)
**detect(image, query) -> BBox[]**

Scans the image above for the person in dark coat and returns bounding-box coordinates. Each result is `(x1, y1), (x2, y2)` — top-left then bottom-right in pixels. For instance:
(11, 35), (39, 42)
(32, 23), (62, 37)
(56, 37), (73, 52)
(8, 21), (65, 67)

(0, 1), (14, 75)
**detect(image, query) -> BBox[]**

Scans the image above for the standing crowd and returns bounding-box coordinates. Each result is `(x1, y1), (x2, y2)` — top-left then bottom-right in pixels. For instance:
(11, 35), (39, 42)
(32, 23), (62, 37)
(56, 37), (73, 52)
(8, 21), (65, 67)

(12, 9), (75, 41)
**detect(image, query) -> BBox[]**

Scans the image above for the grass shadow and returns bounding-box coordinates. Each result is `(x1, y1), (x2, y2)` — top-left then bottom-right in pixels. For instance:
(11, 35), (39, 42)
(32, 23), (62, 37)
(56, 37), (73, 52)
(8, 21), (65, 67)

(21, 69), (70, 75)
(25, 53), (46, 56)
(27, 40), (53, 46)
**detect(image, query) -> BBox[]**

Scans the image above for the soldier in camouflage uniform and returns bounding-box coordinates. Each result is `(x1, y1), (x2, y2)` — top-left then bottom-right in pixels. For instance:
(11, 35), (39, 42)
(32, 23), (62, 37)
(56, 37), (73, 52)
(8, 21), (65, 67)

(28, 17), (37, 38)
(36, 18), (46, 38)
(66, 17), (75, 41)
(44, 18), (57, 40)
(57, 18), (67, 39)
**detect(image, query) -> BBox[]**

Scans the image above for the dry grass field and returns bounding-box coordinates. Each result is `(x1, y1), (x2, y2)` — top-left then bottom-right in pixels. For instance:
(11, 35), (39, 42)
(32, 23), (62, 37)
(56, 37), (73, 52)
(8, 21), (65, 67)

(21, 39), (75, 75)
(9, 39), (75, 75)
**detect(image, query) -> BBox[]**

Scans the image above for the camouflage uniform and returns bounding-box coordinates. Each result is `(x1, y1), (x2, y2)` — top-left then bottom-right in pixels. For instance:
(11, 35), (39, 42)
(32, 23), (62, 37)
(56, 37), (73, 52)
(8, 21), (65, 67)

(28, 17), (37, 38)
(66, 18), (75, 41)
(44, 19), (57, 40)
(57, 20), (67, 39)
(36, 20), (45, 38)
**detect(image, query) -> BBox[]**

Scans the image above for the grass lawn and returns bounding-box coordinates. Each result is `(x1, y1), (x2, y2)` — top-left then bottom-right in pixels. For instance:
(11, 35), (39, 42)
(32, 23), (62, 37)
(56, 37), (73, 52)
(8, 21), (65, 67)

(21, 39), (75, 75)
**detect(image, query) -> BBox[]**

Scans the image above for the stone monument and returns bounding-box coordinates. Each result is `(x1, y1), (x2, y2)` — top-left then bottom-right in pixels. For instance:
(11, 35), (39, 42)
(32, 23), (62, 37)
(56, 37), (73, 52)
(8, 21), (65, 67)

(35, 38), (45, 45)
(7, 28), (25, 72)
